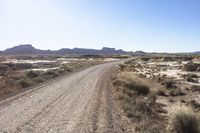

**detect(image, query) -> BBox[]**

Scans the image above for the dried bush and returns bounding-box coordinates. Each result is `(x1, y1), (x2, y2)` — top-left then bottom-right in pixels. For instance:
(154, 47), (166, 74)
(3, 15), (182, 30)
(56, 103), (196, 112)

(169, 106), (200, 133)
(186, 77), (198, 83)
(123, 81), (150, 96)
(183, 62), (200, 71)
(191, 85), (200, 92)
(161, 80), (176, 89)
(169, 88), (185, 96)
(156, 90), (166, 96)
(27, 71), (41, 78)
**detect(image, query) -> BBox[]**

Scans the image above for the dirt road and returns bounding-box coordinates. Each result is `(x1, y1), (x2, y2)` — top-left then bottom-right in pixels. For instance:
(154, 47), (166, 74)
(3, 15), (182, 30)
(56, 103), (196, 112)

(0, 62), (127, 133)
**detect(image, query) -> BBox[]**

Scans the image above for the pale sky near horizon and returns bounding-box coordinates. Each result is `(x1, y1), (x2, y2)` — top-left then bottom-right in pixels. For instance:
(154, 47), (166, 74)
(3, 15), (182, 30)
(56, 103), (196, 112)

(0, 0), (200, 52)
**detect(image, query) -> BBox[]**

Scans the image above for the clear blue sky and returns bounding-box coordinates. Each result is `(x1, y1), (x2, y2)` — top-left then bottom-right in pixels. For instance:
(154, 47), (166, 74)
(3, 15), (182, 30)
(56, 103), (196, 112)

(1, 0), (200, 52)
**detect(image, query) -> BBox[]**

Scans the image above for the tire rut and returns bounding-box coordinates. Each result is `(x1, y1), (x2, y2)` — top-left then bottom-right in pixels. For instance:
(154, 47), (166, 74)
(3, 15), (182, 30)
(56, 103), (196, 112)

(15, 75), (88, 132)
(0, 61), (127, 133)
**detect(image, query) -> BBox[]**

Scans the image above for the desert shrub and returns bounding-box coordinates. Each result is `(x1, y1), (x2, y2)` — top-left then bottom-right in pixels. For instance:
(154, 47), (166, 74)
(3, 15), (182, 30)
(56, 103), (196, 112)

(169, 88), (185, 96)
(123, 81), (150, 96)
(156, 90), (166, 96)
(135, 117), (166, 133)
(161, 80), (176, 89)
(155, 76), (164, 83)
(187, 100), (200, 111)
(0, 64), (9, 76)
(112, 65), (166, 132)
(183, 73), (199, 79)
(33, 77), (45, 83)
(191, 85), (200, 92)
(27, 71), (41, 78)
(162, 57), (175, 61)
(122, 87), (138, 97)
(147, 92), (157, 104)
(9, 72), (25, 80)
(186, 77), (198, 83)
(123, 99), (153, 119)
(56, 69), (65, 74)
(60, 65), (72, 72)
(189, 74), (199, 78)
(5, 73), (27, 86)
(183, 62), (200, 71)
(14, 63), (32, 70)
(16, 78), (34, 88)
(112, 78), (126, 87)
(42, 70), (59, 78)
(181, 56), (194, 61)
(124, 60), (131, 64)
(118, 64), (127, 71)
(141, 57), (150, 61)
(169, 106), (200, 133)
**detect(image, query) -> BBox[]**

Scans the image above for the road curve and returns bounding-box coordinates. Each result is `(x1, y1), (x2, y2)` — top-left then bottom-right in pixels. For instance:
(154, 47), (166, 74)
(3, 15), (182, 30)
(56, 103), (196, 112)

(0, 61), (126, 133)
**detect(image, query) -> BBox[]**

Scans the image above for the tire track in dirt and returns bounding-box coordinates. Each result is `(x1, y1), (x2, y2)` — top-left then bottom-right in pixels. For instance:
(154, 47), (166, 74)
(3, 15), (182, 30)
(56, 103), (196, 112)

(0, 61), (126, 133)
(15, 75), (88, 132)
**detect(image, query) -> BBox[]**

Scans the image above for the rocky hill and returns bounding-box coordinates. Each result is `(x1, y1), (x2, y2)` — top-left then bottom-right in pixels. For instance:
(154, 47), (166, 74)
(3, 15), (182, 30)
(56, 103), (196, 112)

(2, 44), (133, 55)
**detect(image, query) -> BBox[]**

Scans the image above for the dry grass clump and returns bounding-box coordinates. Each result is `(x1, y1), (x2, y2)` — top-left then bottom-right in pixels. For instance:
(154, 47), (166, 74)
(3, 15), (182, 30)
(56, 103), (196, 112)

(161, 79), (185, 96)
(169, 88), (185, 96)
(156, 89), (166, 96)
(112, 77), (154, 118)
(191, 85), (200, 92)
(183, 62), (200, 72)
(140, 57), (150, 61)
(187, 100), (200, 111)
(161, 80), (177, 89)
(41, 70), (59, 78)
(162, 56), (176, 61)
(147, 92), (157, 104)
(16, 78), (34, 88)
(112, 71), (166, 132)
(27, 71), (41, 78)
(162, 56), (193, 62)
(168, 106), (200, 133)
(118, 64), (127, 71)
(123, 81), (150, 96)
(60, 64), (73, 72)
(120, 60), (137, 72)
(183, 73), (199, 78)
(122, 98), (153, 119)
(182, 74), (199, 83)
(186, 77), (199, 83)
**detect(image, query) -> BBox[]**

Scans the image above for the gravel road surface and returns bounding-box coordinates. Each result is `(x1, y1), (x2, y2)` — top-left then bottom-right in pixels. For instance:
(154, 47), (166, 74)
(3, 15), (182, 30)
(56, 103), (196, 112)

(0, 62), (127, 133)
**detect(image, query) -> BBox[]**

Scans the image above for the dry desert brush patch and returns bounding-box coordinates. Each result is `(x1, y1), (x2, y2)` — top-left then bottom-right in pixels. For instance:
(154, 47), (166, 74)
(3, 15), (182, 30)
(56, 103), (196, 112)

(168, 106), (200, 133)
(114, 57), (200, 133)
(183, 61), (200, 72)
(112, 62), (167, 132)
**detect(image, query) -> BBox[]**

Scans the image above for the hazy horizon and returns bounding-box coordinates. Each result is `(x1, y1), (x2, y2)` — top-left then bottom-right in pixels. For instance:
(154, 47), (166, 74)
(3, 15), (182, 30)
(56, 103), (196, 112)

(1, 0), (200, 52)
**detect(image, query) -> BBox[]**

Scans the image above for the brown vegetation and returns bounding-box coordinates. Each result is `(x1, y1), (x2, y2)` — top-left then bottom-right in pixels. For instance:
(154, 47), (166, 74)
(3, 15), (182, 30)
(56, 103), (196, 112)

(168, 106), (200, 133)
(112, 64), (167, 132)
(183, 61), (200, 71)
(0, 58), (104, 98)
(112, 56), (200, 133)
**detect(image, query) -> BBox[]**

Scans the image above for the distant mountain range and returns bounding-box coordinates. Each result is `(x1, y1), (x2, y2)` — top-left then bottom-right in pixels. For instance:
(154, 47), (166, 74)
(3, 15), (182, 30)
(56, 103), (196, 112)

(0, 44), (136, 55)
(0, 45), (199, 55)
(194, 51), (200, 54)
